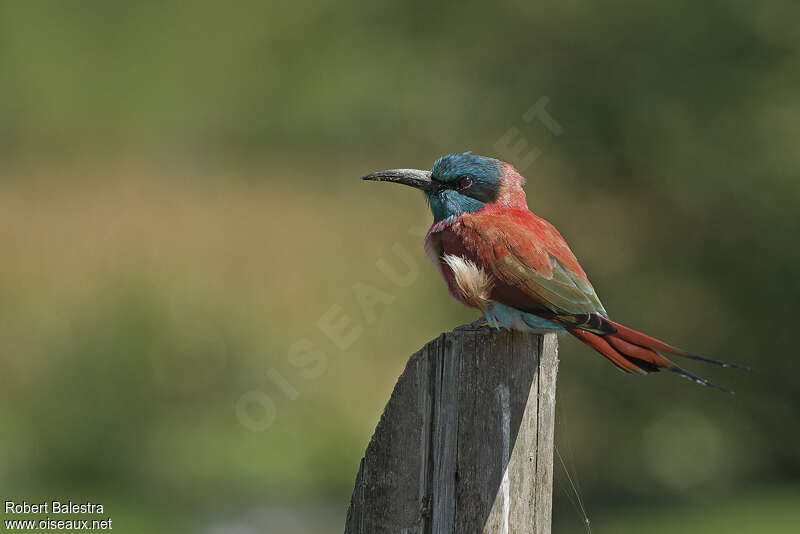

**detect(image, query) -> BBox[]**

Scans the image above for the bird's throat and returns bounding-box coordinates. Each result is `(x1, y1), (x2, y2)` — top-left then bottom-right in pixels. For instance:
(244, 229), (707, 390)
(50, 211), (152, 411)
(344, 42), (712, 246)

(427, 190), (487, 222)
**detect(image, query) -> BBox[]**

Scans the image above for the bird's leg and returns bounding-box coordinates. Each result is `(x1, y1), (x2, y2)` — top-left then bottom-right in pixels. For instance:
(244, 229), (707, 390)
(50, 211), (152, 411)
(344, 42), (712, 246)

(483, 302), (506, 330)
(455, 303), (511, 331)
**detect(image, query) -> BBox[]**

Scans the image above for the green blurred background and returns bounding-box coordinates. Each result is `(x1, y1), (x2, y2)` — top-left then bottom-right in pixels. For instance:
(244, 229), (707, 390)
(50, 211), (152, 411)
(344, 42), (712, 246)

(1, 1), (798, 532)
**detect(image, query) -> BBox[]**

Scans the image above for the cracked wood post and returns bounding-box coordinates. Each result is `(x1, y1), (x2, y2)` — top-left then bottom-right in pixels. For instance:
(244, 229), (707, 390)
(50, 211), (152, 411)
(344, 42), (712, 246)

(345, 324), (559, 534)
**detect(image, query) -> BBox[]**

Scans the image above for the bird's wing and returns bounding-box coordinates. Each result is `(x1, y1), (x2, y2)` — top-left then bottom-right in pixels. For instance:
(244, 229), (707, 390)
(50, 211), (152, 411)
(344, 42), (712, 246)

(442, 208), (606, 315)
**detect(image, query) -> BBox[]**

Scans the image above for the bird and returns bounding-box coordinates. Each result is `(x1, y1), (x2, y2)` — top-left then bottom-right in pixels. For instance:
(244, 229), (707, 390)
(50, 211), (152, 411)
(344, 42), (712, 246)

(362, 152), (748, 392)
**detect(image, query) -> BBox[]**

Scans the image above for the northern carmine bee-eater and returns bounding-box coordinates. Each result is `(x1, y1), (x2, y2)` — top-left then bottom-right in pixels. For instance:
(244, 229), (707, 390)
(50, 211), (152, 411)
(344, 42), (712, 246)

(363, 152), (747, 391)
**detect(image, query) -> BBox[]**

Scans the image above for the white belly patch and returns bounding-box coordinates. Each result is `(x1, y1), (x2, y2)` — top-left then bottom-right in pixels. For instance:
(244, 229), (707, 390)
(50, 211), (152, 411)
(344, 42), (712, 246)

(442, 254), (494, 310)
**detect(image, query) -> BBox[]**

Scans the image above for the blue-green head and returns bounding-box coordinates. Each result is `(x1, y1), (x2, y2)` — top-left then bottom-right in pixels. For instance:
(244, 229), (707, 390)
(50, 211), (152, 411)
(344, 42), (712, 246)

(362, 152), (505, 221)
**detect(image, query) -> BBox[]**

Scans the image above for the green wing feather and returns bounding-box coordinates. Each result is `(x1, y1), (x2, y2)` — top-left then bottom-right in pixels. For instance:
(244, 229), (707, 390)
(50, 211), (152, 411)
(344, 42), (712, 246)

(492, 250), (607, 315)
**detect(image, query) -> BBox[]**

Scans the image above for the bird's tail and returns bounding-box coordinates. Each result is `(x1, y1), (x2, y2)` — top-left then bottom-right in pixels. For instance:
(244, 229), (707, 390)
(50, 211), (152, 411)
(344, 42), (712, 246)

(556, 313), (749, 393)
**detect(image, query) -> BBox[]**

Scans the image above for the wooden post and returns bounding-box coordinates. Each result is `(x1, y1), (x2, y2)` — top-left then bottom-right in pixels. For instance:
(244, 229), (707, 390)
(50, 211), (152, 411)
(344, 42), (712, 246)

(345, 324), (559, 534)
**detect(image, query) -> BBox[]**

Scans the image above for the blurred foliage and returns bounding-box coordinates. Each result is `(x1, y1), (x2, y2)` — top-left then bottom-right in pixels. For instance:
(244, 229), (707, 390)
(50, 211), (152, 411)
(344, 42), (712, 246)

(0, 0), (799, 532)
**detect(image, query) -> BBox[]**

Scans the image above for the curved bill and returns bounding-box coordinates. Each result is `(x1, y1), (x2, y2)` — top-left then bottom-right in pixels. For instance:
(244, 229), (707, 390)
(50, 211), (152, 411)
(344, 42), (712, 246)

(361, 168), (432, 192)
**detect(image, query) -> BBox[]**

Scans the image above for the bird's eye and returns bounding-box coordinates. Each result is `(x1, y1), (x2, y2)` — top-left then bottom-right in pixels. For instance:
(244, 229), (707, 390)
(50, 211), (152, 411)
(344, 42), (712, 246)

(457, 175), (473, 189)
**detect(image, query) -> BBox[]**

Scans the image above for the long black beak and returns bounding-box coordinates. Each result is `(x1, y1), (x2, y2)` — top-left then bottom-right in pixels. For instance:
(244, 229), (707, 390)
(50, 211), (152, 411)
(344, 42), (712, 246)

(361, 168), (433, 192)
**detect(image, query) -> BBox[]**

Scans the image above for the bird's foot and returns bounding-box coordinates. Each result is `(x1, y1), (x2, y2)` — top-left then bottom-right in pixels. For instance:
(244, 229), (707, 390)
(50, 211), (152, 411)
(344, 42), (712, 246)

(453, 304), (510, 332)
(483, 302), (510, 331)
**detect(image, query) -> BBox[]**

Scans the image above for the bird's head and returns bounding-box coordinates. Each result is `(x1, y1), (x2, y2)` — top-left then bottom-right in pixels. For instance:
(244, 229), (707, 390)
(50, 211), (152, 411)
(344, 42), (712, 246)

(362, 152), (527, 222)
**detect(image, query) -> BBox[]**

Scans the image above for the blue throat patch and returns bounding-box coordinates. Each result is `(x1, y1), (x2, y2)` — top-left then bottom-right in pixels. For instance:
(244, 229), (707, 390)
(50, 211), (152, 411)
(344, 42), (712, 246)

(426, 152), (503, 221)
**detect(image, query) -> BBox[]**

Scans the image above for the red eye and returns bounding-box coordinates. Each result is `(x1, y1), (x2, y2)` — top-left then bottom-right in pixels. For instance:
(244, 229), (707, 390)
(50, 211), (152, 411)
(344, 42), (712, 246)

(457, 175), (473, 189)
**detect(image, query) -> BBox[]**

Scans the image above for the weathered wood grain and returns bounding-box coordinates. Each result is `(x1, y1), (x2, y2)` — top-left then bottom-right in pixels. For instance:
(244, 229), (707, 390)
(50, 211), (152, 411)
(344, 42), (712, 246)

(344, 325), (559, 534)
